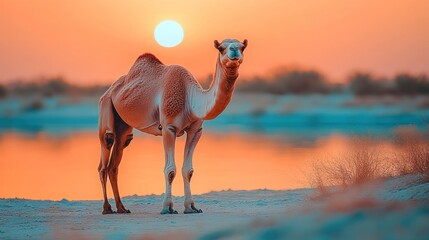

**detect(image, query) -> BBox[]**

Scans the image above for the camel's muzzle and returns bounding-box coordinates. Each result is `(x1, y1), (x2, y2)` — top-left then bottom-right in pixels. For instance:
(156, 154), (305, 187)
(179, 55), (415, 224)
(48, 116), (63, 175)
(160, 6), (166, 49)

(226, 60), (241, 68)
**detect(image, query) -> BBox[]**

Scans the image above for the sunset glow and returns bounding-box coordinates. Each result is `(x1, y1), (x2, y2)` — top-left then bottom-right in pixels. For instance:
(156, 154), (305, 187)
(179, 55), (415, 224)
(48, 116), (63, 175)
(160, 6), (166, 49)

(1, 1), (429, 84)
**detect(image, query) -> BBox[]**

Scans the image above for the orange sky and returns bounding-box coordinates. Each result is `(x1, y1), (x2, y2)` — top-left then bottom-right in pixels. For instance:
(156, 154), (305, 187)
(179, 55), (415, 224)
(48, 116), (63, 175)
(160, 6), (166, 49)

(1, 0), (429, 84)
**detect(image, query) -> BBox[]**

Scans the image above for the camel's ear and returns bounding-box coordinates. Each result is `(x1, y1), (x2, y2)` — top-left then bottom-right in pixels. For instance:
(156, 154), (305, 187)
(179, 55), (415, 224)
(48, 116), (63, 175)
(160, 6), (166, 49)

(242, 39), (248, 49)
(214, 40), (221, 49)
(214, 40), (225, 52)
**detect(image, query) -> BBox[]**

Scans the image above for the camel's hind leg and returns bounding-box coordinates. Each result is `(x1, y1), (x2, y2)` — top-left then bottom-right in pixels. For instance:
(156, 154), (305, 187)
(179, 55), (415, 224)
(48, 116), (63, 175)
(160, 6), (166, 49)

(108, 109), (133, 213)
(98, 143), (113, 214)
(98, 94), (116, 214)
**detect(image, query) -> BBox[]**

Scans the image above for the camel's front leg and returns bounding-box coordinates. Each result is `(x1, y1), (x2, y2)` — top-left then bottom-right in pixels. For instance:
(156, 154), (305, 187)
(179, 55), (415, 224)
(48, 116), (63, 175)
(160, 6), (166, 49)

(183, 121), (203, 214)
(160, 125), (178, 214)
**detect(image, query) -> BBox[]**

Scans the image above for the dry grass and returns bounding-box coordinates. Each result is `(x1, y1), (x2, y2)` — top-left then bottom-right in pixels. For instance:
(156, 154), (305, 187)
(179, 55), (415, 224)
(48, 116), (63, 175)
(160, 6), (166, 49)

(311, 128), (429, 195)
(393, 127), (429, 178)
(311, 137), (389, 194)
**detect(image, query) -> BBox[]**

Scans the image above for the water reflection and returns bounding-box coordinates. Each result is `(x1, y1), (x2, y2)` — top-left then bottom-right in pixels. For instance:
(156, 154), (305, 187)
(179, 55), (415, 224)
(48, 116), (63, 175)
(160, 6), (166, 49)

(0, 131), (396, 200)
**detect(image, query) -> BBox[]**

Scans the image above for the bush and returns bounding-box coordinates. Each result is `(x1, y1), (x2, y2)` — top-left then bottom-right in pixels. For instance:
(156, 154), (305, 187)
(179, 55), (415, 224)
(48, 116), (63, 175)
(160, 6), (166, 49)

(393, 128), (429, 178)
(311, 137), (387, 193)
(401, 143), (429, 176)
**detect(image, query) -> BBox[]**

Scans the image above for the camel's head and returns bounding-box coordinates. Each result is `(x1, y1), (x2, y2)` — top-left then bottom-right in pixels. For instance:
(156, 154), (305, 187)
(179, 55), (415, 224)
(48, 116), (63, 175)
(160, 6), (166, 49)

(214, 39), (248, 69)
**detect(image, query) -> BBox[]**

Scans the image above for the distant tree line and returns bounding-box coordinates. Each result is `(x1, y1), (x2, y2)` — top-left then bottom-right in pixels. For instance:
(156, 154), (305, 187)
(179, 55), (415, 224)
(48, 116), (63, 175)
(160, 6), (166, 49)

(348, 73), (429, 95)
(236, 69), (429, 95)
(236, 69), (333, 94)
(0, 78), (108, 99)
(0, 70), (428, 99)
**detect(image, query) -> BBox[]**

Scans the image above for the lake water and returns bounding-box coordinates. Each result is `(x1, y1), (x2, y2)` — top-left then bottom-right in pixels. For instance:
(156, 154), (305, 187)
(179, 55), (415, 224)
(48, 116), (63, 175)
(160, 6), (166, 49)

(0, 130), (398, 200)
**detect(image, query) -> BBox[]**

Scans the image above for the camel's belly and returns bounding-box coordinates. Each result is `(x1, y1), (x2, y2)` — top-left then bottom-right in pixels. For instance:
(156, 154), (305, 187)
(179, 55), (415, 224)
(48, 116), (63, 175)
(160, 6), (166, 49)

(137, 122), (162, 136)
(114, 101), (161, 133)
(136, 119), (187, 137)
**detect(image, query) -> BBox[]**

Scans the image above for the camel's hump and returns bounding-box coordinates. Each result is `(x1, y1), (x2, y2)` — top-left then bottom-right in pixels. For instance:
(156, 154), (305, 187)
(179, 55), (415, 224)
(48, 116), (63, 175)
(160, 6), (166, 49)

(135, 53), (163, 65)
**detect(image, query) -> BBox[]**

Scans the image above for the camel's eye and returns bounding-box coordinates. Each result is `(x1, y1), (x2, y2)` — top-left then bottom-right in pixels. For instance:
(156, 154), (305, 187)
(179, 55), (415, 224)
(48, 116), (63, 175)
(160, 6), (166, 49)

(218, 46), (226, 53)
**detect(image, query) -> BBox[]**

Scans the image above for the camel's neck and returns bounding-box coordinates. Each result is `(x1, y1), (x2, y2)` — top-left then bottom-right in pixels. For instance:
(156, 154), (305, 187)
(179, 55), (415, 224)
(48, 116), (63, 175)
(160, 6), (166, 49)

(190, 56), (239, 120)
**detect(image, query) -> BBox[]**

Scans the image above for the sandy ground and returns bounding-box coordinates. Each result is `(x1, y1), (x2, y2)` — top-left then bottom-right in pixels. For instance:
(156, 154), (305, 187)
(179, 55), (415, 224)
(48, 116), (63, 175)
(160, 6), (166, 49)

(1, 175), (428, 239)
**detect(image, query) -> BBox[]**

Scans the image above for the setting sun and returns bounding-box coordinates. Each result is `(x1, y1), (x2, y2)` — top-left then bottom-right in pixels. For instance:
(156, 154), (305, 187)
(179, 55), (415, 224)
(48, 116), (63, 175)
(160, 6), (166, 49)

(154, 20), (184, 48)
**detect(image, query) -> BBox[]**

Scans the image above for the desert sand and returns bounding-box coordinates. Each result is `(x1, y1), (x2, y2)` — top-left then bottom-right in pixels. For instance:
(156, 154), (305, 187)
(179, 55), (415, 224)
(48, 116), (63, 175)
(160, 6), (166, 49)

(1, 174), (428, 239)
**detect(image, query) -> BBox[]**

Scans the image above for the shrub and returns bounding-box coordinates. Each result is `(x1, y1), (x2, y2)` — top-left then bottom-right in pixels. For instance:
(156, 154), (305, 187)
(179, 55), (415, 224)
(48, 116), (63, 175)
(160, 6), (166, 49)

(311, 137), (387, 193)
(393, 128), (429, 178)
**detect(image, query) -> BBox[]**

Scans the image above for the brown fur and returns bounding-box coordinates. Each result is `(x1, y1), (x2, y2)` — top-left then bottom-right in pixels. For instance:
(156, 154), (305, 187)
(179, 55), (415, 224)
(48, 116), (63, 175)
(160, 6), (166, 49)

(202, 58), (237, 120)
(136, 53), (163, 65)
(162, 67), (187, 118)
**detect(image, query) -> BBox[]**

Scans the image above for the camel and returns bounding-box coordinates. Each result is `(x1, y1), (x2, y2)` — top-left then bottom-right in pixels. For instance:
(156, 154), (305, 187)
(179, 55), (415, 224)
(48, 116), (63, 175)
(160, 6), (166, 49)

(97, 39), (248, 214)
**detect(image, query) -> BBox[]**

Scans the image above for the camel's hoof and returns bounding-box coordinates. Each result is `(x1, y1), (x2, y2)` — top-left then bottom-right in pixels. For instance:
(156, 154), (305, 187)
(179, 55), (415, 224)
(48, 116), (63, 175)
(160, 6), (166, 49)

(102, 205), (115, 214)
(102, 209), (116, 214)
(117, 209), (131, 214)
(160, 208), (178, 215)
(184, 208), (203, 214)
